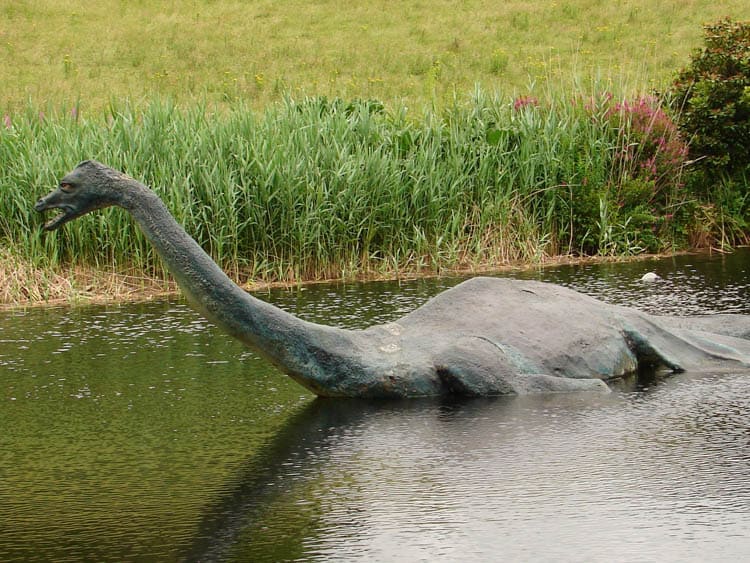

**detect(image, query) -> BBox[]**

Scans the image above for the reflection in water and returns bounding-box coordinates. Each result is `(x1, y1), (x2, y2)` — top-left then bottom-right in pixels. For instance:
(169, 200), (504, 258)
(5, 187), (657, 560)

(183, 399), (372, 562)
(183, 377), (750, 562)
(1, 249), (749, 561)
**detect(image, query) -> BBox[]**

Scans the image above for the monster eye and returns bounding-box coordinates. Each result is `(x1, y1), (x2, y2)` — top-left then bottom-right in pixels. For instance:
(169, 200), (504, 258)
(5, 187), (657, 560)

(60, 182), (74, 193)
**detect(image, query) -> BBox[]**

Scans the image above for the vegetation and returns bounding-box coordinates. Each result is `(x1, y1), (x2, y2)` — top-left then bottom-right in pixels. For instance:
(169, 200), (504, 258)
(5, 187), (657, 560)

(0, 90), (711, 287)
(667, 18), (750, 244)
(670, 18), (750, 176)
(0, 2), (748, 305)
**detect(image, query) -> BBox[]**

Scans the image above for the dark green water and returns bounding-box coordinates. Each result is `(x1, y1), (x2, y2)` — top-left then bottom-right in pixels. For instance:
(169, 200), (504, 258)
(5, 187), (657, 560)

(1, 250), (749, 562)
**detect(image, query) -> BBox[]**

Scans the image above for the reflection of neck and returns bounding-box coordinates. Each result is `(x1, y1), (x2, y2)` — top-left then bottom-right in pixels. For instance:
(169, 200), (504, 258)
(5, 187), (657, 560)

(122, 181), (352, 391)
(182, 399), (372, 561)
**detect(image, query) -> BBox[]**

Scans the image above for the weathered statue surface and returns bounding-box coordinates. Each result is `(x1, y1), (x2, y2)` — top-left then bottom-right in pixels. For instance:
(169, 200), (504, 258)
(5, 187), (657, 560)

(34, 161), (750, 398)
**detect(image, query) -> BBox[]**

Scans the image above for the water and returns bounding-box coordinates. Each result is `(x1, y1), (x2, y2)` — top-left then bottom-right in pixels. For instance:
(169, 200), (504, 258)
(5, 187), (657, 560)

(1, 249), (749, 562)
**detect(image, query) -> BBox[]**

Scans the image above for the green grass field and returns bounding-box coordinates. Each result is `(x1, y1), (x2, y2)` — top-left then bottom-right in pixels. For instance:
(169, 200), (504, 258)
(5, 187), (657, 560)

(1, 0), (747, 113)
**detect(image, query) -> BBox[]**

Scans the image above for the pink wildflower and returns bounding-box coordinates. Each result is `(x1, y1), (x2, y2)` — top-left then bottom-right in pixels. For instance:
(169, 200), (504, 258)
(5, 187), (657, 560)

(513, 95), (538, 111)
(606, 94), (689, 198)
(3, 114), (10, 129)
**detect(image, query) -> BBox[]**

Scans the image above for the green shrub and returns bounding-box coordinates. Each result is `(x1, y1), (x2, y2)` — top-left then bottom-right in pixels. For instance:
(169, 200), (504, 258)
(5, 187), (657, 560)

(670, 18), (750, 176)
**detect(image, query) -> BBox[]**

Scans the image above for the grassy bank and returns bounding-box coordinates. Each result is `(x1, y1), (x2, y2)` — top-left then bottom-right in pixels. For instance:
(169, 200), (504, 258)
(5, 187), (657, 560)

(2, 0), (748, 113)
(2, 2), (749, 306)
(6, 93), (599, 281)
(2, 90), (746, 306)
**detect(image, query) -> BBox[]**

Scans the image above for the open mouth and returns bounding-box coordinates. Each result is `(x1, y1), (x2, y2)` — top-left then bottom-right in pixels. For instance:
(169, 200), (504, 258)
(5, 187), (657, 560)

(34, 202), (77, 231)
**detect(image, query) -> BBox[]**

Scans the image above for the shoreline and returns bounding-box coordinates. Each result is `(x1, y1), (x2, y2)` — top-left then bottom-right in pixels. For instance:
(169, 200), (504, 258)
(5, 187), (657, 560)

(0, 250), (708, 311)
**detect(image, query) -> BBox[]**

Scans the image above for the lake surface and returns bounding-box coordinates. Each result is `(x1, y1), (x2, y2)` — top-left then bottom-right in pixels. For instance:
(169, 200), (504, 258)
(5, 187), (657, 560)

(1, 249), (749, 562)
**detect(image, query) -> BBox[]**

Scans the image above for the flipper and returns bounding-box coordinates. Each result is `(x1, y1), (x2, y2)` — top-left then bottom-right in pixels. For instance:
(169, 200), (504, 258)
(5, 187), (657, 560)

(435, 336), (609, 396)
(623, 317), (750, 371)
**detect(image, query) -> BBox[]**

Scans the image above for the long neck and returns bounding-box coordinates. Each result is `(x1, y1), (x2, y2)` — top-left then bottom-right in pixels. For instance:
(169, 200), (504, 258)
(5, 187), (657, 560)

(120, 181), (354, 393)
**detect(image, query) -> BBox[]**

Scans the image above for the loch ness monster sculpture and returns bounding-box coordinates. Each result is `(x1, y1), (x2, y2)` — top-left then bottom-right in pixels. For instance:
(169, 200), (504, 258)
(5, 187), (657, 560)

(34, 161), (750, 398)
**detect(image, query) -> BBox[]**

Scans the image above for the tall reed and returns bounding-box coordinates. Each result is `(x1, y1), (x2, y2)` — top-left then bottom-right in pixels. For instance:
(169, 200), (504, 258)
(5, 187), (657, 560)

(1, 90), (666, 284)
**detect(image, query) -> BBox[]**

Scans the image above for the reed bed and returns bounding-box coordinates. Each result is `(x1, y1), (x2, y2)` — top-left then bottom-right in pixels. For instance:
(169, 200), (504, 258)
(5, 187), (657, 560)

(2, 89), (688, 300)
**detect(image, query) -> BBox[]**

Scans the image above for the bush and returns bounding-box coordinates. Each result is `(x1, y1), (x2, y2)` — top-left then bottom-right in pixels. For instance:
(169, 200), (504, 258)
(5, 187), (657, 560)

(670, 18), (750, 176)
